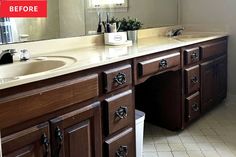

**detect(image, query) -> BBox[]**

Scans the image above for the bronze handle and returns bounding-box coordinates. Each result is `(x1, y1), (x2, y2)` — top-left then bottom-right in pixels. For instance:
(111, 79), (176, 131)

(114, 72), (127, 85)
(115, 106), (128, 119)
(55, 127), (63, 157)
(191, 76), (199, 84)
(191, 51), (199, 61)
(159, 59), (168, 69)
(41, 133), (49, 157)
(116, 145), (128, 157)
(192, 103), (199, 112)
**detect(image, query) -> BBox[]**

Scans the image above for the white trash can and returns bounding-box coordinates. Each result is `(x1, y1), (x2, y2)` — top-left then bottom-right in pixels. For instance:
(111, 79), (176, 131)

(135, 110), (145, 157)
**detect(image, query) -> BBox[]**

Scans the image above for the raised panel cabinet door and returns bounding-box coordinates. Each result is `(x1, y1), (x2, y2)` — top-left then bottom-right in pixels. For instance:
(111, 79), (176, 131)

(1, 122), (50, 157)
(215, 55), (227, 101)
(201, 60), (215, 113)
(50, 102), (102, 157)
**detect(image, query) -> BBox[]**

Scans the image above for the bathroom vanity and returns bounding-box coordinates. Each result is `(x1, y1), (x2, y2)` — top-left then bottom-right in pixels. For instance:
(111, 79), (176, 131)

(0, 33), (228, 157)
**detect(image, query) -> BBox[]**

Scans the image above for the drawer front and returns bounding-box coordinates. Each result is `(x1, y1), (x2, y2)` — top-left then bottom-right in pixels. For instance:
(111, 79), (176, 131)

(103, 65), (132, 93)
(104, 90), (134, 135)
(184, 47), (200, 65)
(186, 92), (200, 121)
(0, 74), (99, 129)
(104, 127), (135, 157)
(138, 52), (180, 77)
(200, 40), (227, 59)
(185, 65), (200, 95)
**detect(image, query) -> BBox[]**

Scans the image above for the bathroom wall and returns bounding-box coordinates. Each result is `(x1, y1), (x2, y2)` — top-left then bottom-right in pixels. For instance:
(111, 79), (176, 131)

(85, 0), (178, 33)
(180, 0), (236, 94)
(59, 0), (86, 37)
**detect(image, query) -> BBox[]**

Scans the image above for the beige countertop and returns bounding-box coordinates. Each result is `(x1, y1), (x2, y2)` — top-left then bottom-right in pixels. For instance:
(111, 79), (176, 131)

(0, 32), (228, 90)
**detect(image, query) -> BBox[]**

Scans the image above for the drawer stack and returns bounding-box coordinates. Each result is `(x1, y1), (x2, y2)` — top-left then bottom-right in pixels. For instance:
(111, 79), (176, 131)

(102, 64), (135, 157)
(184, 47), (201, 122)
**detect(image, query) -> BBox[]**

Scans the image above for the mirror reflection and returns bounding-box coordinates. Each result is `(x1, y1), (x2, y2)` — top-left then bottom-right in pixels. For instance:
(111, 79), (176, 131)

(0, 0), (178, 44)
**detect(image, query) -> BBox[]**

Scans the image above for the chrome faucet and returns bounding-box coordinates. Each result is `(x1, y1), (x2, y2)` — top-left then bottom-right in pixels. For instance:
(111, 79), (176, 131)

(172, 28), (184, 36)
(168, 27), (184, 37)
(0, 49), (17, 65)
(0, 49), (30, 65)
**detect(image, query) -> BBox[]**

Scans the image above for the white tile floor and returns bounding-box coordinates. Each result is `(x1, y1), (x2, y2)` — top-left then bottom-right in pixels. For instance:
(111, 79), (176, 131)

(143, 96), (236, 157)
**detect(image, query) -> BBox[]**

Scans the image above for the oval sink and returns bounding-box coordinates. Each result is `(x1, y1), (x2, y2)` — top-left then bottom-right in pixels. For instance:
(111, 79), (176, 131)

(0, 56), (76, 81)
(173, 34), (213, 42)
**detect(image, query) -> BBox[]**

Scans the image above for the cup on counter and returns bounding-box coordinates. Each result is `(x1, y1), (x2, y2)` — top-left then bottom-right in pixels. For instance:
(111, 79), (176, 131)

(110, 23), (117, 33)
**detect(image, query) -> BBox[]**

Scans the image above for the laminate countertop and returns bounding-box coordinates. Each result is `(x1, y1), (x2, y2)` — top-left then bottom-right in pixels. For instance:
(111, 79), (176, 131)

(0, 32), (228, 90)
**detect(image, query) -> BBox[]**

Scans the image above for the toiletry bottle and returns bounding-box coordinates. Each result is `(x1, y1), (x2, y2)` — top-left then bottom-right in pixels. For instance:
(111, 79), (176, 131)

(97, 12), (102, 33)
(106, 12), (111, 33)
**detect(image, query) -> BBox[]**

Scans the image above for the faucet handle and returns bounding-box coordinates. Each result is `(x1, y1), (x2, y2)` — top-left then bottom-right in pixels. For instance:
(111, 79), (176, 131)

(20, 49), (30, 61)
(2, 49), (17, 55)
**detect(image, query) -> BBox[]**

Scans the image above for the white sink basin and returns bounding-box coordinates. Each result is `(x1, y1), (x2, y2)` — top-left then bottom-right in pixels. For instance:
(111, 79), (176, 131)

(0, 56), (76, 81)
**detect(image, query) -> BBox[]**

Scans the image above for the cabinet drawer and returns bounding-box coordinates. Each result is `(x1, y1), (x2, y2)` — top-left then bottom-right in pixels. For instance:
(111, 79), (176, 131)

(200, 40), (227, 59)
(184, 47), (200, 65)
(104, 127), (135, 157)
(0, 74), (99, 129)
(103, 65), (132, 93)
(186, 92), (200, 121)
(104, 90), (134, 135)
(185, 65), (200, 95)
(138, 52), (180, 77)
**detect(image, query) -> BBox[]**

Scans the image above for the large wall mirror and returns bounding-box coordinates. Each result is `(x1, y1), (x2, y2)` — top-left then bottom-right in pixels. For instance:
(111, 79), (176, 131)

(0, 0), (178, 45)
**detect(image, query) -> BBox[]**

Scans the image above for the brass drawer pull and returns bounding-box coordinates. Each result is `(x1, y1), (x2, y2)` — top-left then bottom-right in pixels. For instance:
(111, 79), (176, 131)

(115, 106), (128, 119)
(116, 145), (128, 157)
(192, 103), (199, 112)
(114, 73), (127, 85)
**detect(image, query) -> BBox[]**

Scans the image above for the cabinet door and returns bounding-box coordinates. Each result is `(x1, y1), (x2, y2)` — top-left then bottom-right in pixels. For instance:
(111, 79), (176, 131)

(201, 60), (215, 113)
(1, 122), (50, 157)
(215, 55), (227, 101)
(50, 102), (102, 157)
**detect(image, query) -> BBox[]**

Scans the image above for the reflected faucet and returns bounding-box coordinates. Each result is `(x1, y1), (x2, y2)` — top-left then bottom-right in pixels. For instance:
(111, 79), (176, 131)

(0, 49), (17, 65)
(168, 27), (184, 37)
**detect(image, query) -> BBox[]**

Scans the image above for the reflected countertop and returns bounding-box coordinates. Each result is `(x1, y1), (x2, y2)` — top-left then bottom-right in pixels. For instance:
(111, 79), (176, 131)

(0, 32), (228, 90)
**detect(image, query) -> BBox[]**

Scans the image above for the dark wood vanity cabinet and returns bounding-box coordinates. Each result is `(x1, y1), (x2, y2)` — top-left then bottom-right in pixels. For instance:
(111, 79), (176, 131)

(185, 39), (227, 122)
(1, 102), (102, 157)
(0, 73), (102, 157)
(0, 37), (228, 156)
(1, 122), (50, 157)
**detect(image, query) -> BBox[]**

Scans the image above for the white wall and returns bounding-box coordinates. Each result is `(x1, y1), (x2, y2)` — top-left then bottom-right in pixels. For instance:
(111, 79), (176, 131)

(180, 0), (236, 94)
